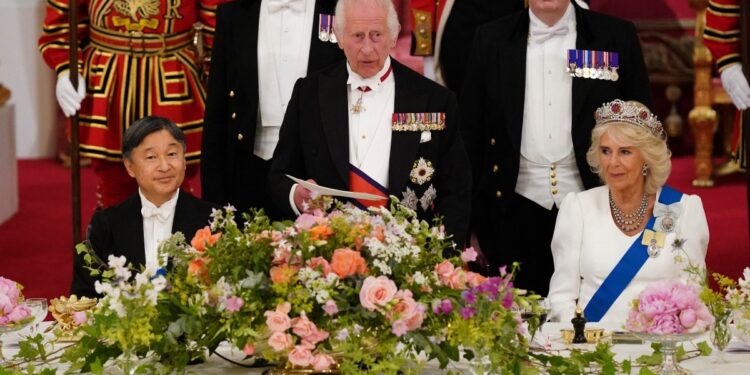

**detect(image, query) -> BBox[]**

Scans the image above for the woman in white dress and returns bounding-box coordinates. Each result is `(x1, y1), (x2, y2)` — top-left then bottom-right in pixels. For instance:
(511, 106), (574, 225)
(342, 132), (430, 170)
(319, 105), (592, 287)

(547, 100), (709, 323)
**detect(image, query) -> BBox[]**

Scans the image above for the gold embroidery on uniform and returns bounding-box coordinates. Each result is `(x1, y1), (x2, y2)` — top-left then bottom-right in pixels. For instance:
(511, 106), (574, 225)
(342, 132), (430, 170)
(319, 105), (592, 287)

(112, 0), (161, 31)
(165, 0), (184, 20)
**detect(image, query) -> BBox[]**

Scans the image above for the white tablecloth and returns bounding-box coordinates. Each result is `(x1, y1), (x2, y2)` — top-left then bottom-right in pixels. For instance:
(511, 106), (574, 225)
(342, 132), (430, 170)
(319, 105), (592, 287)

(2, 322), (749, 374)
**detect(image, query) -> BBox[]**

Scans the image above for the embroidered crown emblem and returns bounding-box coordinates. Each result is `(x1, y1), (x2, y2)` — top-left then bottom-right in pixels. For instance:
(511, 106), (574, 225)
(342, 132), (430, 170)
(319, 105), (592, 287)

(594, 99), (665, 140)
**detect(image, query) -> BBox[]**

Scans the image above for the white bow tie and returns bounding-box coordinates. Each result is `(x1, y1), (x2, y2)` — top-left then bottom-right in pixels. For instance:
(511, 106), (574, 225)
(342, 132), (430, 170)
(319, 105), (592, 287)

(530, 25), (569, 44)
(141, 206), (172, 223)
(267, 0), (305, 13)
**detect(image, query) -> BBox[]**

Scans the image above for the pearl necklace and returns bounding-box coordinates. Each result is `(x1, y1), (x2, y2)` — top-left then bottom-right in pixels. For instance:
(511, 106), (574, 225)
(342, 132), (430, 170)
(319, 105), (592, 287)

(609, 190), (649, 233)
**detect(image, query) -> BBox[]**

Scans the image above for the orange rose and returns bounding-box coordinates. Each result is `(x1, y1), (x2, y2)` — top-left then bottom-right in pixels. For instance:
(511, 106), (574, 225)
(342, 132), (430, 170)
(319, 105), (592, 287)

(191, 226), (221, 252)
(270, 264), (297, 285)
(330, 248), (368, 278)
(309, 225), (334, 241)
(188, 258), (210, 283)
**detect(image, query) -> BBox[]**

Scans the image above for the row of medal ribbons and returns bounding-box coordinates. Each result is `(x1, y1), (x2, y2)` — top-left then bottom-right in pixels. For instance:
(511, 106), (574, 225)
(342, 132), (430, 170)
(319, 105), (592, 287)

(567, 49), (619, 81)
(319, 14), (337, 43)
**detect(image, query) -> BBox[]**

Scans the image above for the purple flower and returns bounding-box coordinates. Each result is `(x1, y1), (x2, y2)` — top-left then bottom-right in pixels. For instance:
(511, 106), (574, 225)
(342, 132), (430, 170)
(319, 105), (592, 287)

(502, 292), (514, 309)
(440, 299), (453, 314)
(460, 306), (475, 320)
(461, 290), (477, 305)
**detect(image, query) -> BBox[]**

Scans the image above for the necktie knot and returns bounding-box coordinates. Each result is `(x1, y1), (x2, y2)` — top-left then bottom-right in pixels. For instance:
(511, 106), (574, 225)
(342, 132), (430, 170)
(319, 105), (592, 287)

(357, 86), (372, 93)
(267, 0), (304, 13)
(530, 24), (569, 44)
(141, 206), (170, 223)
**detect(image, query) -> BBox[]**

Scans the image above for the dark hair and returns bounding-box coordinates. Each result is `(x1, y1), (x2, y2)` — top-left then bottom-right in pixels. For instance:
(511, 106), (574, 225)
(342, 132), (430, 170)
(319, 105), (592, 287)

(122, 116), (186, 160)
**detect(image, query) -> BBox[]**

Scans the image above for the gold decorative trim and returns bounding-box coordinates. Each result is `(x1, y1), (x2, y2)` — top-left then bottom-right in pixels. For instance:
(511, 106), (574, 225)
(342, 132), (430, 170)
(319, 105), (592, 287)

(412, 9), (433, 56)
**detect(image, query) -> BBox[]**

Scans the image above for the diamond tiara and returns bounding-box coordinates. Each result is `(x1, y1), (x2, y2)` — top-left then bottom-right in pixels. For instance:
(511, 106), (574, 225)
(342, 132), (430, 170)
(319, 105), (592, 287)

(594, 99), (666, 140)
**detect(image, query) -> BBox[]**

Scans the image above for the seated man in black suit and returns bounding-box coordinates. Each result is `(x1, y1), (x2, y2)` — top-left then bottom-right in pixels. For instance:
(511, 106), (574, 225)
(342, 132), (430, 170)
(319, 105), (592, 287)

(71, 116), (216, 298)
(268, 0), (471, 246)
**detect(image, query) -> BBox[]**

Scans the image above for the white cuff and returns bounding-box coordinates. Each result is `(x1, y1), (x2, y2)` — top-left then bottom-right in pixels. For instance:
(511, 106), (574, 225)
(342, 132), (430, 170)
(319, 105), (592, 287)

(288, 183), (301, 216)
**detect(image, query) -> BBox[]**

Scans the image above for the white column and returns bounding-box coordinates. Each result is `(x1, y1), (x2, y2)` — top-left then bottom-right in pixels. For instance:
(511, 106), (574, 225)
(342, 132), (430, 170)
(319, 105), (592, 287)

(0, 0), (58, 158)
(0, 104), (18, 223)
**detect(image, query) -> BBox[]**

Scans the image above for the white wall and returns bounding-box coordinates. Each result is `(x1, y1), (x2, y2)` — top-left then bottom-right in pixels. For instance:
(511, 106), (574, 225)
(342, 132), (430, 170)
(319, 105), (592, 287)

(0, 0), (57, 158)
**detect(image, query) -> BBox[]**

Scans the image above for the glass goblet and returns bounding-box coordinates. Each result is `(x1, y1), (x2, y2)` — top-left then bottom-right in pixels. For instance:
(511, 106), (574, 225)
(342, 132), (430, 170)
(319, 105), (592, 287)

(0, 320), (33, 365)
(24, 298), (48, 336)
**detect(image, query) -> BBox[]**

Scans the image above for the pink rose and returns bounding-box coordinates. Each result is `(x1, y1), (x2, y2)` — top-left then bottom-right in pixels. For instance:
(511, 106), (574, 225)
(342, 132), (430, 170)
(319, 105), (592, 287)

(265, 305), (291, 332)
(359, 276), (398, 311)
(243, 343), (255, 356)
(311, 354), (336, 371)
(225, 296), (244, 313)
(302, 329), (330, 346)
(434, 260), (455, 282)
(288, 345), (314, 367)
(323, 300), (339, 316)
(386, 290), (417, 322)
(291, 313), (317, 338)
(307, 257), (332, 276)
(446, 269), (466, 289)
(461, 247), (478, 263)
(679, 308), (697, 329)
(268, 332), (294, 352)
(404, 304), (426, 331)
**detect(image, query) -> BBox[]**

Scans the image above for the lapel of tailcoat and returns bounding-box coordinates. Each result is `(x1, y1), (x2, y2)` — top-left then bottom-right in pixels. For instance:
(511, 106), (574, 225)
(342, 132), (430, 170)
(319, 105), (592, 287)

(318, 63), (351, 189)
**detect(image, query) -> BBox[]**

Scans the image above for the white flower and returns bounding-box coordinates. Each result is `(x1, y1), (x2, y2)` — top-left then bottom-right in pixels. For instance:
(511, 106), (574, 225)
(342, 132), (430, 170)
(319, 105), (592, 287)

(316, 290), (330, 304)
(412, 271), (427, 285)
(107, 255), (127, 269)
(94, 280), (112, 295)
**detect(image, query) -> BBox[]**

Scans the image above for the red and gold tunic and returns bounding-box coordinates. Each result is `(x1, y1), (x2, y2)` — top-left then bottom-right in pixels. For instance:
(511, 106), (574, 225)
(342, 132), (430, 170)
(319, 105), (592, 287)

(704, 0), (742, 72)
(39, 0), (230, 163)
(409, 0), (450, 56)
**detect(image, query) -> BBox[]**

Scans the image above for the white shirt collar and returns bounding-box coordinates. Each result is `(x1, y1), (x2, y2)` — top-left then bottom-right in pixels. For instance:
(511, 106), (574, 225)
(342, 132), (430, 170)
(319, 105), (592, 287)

(529, 2), (576, 33)
(139, 189), (179, 216)
(346, 56), (392, 93)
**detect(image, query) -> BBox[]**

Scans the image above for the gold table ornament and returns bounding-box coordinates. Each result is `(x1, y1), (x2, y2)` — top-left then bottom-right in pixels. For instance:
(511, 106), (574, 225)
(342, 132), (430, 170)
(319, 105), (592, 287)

(49, 295), (97, 339)
(560, 327), (607, 344)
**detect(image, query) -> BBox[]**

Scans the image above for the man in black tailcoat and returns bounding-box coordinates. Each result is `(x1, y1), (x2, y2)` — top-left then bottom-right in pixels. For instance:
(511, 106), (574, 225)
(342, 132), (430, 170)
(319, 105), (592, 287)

(268, 0), (471, 246)
(460, 0), (651, 294)
(72, 117), (216, 298)
(201, 0), (345, 218)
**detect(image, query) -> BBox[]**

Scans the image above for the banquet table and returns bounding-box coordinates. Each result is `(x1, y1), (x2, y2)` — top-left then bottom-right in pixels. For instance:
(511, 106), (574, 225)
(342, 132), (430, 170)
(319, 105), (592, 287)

(2, 322), (749, 374)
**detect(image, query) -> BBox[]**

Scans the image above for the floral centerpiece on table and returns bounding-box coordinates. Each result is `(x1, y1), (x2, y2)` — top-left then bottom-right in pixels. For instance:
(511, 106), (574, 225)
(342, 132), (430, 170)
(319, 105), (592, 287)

(625, 280), (714, 335)
(0, 276), (32, 328)
(59, 198), (539, 374)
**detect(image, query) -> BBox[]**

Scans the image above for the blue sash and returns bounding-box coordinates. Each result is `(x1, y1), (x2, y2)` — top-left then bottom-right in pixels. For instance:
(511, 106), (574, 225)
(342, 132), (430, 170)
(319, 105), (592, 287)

(583, 185), (683, 322)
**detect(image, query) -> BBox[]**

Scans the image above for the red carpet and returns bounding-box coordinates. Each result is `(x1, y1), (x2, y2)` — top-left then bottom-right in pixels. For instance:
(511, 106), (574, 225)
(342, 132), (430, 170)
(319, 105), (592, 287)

(0, 158), (748, 300)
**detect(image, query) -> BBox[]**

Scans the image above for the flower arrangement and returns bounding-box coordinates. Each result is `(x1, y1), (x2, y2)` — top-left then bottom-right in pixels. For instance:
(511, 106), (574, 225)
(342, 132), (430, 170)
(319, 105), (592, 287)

(625, 280), (714, 335)
(49, 199), (540, 374)
(0, 276), (32, 328)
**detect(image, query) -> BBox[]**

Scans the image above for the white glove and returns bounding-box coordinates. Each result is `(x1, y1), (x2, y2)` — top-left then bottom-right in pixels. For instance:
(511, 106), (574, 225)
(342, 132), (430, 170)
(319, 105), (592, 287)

(55, 71), (86, 117)
(720, 64), (750, 111)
